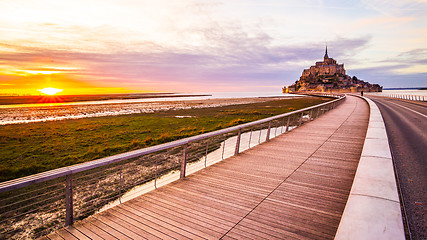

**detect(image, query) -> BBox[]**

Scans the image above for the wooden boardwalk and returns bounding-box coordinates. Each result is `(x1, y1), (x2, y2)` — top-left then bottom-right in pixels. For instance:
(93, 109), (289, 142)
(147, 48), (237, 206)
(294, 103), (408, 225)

(46, 96), (369, 239)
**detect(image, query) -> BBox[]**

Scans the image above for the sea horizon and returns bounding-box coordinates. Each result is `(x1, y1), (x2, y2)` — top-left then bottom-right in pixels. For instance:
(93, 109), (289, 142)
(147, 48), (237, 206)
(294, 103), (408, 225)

(0, 89), (426, 109)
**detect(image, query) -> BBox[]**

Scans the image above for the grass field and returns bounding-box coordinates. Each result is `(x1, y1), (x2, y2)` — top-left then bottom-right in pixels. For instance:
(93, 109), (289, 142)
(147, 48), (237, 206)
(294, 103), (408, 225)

(0, 96), (329, 182)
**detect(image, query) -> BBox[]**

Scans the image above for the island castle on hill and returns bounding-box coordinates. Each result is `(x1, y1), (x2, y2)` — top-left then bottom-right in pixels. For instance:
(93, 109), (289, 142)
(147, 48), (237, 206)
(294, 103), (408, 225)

(284, 47), (382, 93)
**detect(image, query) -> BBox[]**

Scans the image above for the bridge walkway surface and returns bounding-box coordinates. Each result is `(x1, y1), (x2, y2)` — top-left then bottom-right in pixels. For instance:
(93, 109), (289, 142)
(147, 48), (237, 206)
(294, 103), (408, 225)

(46, 96), (369, 239)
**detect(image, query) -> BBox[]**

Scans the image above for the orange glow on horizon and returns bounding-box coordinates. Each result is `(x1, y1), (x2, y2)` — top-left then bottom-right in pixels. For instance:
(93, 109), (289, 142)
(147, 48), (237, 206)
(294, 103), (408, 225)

(37, 87), (63, 95)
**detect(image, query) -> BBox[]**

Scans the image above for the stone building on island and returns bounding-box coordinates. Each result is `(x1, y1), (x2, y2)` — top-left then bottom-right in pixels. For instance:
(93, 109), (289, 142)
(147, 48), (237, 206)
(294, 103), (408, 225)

(284, 47), (382, 93)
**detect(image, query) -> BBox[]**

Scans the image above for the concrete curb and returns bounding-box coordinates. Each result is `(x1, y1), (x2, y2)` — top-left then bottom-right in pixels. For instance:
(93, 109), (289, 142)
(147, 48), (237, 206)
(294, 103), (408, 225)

(334, 96), (405, 240)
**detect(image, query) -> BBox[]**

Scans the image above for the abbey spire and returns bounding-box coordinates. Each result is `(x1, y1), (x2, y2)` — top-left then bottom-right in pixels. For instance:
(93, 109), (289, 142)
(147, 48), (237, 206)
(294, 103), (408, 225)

(324, 45), (329, 59)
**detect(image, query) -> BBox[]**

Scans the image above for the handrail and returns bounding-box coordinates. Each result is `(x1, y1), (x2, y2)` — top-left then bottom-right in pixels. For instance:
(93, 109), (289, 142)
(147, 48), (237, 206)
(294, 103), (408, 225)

(0, 93), (345, 193)
(368, 93), (426, 102)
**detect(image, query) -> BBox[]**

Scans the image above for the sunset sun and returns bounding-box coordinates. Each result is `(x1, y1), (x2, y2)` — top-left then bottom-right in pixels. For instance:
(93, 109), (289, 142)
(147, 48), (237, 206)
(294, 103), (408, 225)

(38, 88), (63, 96)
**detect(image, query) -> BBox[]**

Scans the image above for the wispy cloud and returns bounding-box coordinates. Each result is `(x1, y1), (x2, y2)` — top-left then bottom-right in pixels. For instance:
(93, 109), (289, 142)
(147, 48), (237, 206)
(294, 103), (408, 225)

(0, 0), (426, 92)
(0, 34), (373, 92)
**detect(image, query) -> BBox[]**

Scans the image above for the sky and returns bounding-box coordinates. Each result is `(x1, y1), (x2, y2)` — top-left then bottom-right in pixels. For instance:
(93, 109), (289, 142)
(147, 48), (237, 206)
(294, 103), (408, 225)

(0, 0), (426, 95)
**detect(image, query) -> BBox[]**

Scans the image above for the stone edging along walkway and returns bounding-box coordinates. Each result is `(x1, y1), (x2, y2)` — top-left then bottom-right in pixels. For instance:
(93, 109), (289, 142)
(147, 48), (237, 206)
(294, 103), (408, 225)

(335, 96), (405, 239)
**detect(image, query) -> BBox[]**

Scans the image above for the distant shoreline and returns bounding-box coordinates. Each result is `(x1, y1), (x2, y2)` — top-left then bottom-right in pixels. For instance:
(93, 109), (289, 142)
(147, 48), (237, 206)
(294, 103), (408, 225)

(0, 93), (211, 105)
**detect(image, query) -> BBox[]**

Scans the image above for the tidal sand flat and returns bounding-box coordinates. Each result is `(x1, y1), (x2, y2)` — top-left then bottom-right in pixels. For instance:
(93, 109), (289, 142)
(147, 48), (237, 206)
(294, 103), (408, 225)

(0, 96), (327, 182)
(0, 97), (281, 125)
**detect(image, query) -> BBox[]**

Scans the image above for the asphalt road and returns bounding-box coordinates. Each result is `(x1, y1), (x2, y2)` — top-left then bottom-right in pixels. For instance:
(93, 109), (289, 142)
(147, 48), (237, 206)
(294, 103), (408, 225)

(367, 96), (426, 240)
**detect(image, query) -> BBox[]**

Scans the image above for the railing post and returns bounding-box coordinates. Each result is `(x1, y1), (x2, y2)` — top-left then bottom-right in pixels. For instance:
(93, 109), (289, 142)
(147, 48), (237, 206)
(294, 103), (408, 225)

(65, 174), (73, 226)
(234, 128), (242, 156)
(221, 139), (226, 160)
(248, 128), (253, 148)
(266, 121), (271, 141)
(298, 112), (304, 126)
(154, 159), (157, 189)
(274, 122), (278, 136)
(180, 143), (187, 179)
(204, 141), (208, 168)
(309, 109), (313, 120)
(281, 118), (285, 133)
(285, 116), (290, 132)
(119, 163), (123, 202)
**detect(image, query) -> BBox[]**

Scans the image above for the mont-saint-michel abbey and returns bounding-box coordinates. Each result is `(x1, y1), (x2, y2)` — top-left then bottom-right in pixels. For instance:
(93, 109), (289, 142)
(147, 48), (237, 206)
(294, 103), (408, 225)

(284, 47), (382, 93)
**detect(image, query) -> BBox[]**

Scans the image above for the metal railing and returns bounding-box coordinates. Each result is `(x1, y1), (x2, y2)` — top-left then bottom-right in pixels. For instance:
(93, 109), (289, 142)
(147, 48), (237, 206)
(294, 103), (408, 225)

(378, 94), (426, 102)
(0, 93), (345, 239)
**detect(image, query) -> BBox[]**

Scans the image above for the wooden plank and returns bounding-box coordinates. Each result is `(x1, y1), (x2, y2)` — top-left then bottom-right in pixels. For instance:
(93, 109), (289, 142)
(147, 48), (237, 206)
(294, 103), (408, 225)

(143, 190), (243, 223)
(196, 168), (281, 188)
(250, 201), (339, 233)
(187, 173), (276, 193)
(167, 180), (266, 207)
(85, 216), (133, 240)
(227, 226), (282, 240)
(271, 185), (349, 209)
(71, 223), (106, 240)
(233, 216), (303, 239)
(106, 208), (165, 239)
(64, 226), (91, 240)
(128, 200), (223, 239)
(94, 213), (150, 240)
(166, 184), (261, 209)
(132, 196), (229, 233)
(97, 210), (159, 239)
(122, 201), (210, 239)
(139, 193), (235, 226)
(173, 174), (270, 197)
(203, 164), (285, 182)
(155, 186), (252, 216)
(46, 232), (64, 240)
(115, 204), (195, 239)
(183, 177), (271, 199)
(55, 228), (79, 240)
(76, 219), (118, 240)
(220, 235), (239, 240)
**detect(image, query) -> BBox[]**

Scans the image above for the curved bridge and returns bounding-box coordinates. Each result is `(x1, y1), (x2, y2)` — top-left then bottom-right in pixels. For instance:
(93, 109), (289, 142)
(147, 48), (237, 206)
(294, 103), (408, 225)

(44, 96), (373, 239)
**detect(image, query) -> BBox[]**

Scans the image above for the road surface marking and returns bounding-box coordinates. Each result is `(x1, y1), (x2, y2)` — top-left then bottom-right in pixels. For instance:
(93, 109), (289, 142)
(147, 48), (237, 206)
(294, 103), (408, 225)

(387, 101), (427, 118)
